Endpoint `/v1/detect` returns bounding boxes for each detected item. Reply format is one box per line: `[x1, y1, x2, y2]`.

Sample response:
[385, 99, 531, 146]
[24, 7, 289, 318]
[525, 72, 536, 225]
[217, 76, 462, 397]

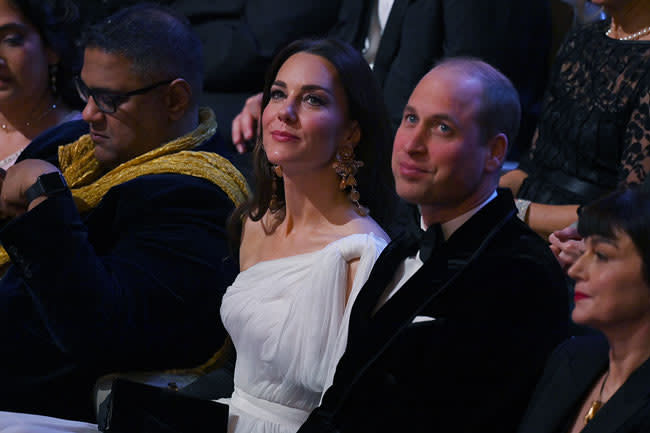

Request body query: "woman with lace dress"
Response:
[500, 0, 650, 240]
[0, 0, 83, 170]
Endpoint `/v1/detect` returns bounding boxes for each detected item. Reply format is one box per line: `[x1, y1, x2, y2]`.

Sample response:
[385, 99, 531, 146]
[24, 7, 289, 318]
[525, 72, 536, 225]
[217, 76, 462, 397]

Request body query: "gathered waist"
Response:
[536, 169, 611, 201]
[227, 387, 311, 431]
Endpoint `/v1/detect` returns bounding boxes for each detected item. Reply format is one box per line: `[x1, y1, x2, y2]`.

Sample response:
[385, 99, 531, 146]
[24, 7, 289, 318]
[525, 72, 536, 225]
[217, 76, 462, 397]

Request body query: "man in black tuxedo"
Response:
[298, 58, 569, 433]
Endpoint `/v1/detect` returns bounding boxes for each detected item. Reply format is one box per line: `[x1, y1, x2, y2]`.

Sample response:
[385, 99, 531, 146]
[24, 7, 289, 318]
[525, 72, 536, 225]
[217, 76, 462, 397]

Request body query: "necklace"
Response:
[606, 24, 650, 41]
[1, 103, 58, 133]
[584, 369, 609, 424]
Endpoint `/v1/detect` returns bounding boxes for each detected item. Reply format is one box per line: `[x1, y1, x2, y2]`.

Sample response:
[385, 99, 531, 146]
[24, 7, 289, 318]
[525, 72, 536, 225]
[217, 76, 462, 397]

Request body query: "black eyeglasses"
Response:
[74, 76, 174, 114]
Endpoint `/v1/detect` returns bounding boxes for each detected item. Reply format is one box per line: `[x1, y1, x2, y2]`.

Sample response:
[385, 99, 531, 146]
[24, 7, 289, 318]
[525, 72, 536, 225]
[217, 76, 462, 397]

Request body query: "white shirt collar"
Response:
[420, 190, 498, 240]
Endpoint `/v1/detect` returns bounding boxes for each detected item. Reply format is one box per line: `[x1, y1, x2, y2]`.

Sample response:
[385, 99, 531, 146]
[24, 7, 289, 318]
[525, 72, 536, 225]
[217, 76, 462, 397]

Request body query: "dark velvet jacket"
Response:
[299, 189, 569, 433]
[517, 335, 650, 433]
[0, 121, 237, 421]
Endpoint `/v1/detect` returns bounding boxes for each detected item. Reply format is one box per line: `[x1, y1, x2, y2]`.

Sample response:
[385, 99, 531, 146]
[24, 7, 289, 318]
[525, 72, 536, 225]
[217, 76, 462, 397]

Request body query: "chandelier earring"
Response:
[333, 144, 368, 216]
[269, 164, 284, 211]
[49, 64, 58, 96]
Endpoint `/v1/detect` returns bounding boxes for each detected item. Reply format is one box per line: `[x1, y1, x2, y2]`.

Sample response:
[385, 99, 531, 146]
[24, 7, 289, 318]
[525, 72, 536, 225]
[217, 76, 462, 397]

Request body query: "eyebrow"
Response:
[0, 23, 29, 33]
[590, 235, 619, 248]
[272, 80, 335, 97]
[79, 77, 123, 95]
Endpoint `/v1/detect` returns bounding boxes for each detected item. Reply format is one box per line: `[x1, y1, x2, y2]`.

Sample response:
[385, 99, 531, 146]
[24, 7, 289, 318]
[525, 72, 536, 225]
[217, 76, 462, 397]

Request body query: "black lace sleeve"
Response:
[516, 20, 650, 205]
[620, 89, 650, 185]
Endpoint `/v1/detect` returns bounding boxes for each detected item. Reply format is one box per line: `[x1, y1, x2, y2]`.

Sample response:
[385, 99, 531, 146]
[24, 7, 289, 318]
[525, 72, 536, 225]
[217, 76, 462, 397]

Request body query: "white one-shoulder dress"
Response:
[222, 233, 387, 433]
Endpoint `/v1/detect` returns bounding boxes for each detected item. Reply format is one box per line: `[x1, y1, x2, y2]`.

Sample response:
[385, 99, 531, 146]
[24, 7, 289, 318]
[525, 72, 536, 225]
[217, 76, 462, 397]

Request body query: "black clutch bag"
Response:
[98, 378, 229, 433]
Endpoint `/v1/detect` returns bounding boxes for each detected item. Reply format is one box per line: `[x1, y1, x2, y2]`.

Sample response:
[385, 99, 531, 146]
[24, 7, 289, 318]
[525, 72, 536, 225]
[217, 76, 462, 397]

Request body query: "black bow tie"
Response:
[419, 223, 444, 262]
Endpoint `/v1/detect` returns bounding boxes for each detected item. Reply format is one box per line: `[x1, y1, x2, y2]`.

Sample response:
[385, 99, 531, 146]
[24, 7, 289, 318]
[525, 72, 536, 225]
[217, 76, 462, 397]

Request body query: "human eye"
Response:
[303, 94, 325, 106]
[95, 92, 124, 112]
[269, 88, 285, 100]
[402, 112, 418, 125]
[2, 33, 24, 46]
[594, 250, 609, 262]
[433, 121, 452, 135]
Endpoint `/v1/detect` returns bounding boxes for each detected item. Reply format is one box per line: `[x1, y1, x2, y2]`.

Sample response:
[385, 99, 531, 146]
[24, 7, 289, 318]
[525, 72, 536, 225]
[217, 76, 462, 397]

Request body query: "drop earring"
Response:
[333, 144, 368, 216]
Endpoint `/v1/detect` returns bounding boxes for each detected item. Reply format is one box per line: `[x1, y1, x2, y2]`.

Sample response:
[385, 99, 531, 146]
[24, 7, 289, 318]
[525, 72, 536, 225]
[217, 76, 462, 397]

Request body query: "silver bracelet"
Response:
[515, 199, 531, 222]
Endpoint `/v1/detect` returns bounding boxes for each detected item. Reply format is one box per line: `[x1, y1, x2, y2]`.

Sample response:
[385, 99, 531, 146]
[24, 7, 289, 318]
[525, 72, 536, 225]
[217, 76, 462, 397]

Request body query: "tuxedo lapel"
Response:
[372, 0, 411, 88]
[328, 0, 374, 50]
[347, 231, 420, 347]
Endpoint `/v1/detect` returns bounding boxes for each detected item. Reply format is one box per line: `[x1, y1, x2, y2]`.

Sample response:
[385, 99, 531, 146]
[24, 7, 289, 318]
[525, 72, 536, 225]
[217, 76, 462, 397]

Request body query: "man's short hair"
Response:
[82, 3, 203, 100]
[435, 58, 521, 146]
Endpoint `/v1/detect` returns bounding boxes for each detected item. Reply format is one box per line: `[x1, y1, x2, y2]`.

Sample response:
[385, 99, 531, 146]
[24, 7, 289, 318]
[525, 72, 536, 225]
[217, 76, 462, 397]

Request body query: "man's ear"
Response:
[485, 132, 508, 173]
[345, 120, 361, 148]
[166, 79, 192, 121]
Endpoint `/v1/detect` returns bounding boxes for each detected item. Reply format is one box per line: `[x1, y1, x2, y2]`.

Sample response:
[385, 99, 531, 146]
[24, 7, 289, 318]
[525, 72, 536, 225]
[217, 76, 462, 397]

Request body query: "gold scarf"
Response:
[0, 108, 248, 265]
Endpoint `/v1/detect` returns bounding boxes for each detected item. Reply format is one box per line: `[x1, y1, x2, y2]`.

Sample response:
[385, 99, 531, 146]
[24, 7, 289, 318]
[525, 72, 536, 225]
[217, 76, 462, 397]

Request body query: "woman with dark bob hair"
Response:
[0, 0, 84, 169]
[518, 185, 650, 433]
[220, 37, 395, 432]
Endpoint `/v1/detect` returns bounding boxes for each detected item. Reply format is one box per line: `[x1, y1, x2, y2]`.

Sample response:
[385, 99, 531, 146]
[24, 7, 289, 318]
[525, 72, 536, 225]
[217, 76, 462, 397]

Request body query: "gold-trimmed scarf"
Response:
[0, 107, 249, 265]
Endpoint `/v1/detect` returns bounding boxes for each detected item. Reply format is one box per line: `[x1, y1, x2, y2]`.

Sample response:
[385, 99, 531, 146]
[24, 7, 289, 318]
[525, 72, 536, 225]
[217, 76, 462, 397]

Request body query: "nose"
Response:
[277, 98, 297, 124]
[398, 125, 427, 155]
[81, 96, 104, 124]
[567, 251, 587, 282]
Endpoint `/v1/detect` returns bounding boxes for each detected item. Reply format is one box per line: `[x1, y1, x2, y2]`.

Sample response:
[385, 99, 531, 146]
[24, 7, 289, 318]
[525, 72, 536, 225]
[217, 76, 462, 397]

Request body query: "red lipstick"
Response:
[574, 291, 589, 302]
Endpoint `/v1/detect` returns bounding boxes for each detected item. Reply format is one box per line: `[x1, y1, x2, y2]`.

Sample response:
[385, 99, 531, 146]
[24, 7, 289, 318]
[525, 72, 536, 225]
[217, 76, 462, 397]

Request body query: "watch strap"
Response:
[24, 172, 68, 204]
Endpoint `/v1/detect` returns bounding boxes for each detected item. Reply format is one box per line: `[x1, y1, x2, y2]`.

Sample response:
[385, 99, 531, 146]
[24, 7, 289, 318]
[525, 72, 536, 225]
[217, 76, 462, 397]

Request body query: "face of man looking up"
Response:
[391, 64, 506, 226]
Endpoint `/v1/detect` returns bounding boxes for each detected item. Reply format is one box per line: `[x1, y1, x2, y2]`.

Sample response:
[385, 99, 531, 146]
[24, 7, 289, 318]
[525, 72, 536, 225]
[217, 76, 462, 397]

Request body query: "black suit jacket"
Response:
[299, 189, 569, 433]
[375, 0, 551, 155]
[517, 336, 650, 433]
[0, 130, 237, 421]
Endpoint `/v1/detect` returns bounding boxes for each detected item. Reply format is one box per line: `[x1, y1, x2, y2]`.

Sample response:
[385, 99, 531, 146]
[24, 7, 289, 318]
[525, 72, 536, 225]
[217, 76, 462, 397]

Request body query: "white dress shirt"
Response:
[364, 0, 395, 67]
[374, 190, 498, 310]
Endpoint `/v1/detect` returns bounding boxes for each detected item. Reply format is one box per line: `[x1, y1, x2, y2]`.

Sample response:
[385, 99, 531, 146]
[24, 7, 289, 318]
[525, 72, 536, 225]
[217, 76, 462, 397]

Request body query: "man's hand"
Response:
[231, 92, 263, 153]
[0, 159, 60, 218]
[548, 223, 584, 272]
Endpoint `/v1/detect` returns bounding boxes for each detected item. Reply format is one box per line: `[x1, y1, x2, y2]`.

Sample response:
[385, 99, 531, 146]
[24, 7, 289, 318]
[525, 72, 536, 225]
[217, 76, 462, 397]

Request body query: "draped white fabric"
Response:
[222, 233, 387, 433]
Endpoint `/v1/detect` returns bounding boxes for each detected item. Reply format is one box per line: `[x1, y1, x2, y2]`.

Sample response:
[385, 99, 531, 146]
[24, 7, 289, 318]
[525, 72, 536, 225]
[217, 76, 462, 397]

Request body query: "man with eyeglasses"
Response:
[0, 4, 248, 422]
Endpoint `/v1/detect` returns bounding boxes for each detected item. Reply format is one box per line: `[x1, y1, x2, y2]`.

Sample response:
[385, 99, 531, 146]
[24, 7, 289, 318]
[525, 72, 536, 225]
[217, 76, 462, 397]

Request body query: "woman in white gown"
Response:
[222, 38, 395, 433]
[0, 38, 396, 433]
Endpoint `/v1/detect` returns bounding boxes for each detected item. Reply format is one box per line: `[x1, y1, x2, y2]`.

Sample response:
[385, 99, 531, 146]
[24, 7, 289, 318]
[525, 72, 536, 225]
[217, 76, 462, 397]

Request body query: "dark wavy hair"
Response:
[10, 0, 83, 109]
[578, 185, 650, 286]
[229, 38, 396, 247]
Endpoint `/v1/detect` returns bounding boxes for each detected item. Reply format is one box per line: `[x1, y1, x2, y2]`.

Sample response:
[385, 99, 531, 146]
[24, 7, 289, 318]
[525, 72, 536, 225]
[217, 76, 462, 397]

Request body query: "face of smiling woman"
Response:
[569, 230, 650, 332]
[261, 52, 358, 176]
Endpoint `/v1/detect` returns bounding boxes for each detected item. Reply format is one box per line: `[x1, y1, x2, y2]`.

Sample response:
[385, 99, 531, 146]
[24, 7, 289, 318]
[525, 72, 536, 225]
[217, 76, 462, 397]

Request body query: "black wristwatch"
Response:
[24, 171, 68, 204]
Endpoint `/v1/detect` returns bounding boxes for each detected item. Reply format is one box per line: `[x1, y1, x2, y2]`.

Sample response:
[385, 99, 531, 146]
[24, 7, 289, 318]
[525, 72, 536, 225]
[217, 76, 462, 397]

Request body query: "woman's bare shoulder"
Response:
[340, 214, 390, 243]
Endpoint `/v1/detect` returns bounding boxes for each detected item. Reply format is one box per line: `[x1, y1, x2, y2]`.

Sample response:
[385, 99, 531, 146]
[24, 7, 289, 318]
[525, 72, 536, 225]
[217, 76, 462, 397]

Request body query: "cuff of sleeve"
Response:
[0, 190, 81, 278]
[515, 199, 532, 223]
